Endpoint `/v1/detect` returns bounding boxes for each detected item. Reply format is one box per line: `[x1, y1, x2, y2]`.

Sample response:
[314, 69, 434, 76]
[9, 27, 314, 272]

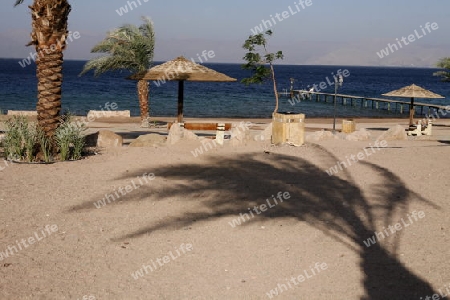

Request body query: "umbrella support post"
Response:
[177, 80, 185, 123]
[409, 97, 415, 126]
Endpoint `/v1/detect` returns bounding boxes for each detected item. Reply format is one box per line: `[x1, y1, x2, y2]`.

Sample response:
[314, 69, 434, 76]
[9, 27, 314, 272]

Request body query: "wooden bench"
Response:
[167, 122, 232, 131]
[168, 122, 232, 145]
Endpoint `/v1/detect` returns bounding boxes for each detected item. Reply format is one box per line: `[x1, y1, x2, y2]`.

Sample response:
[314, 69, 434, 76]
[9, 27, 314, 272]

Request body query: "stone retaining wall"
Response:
[87, 110, 131, 119]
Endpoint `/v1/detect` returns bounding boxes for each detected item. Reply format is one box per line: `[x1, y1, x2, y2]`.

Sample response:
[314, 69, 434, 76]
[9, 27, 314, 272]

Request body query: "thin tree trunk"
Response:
[137, 79, 150, 127]
[270, 63, 279, 113]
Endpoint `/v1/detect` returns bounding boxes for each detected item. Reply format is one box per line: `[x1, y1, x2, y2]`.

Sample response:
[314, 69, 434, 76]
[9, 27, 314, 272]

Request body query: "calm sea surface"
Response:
[0, 58, 448, 118]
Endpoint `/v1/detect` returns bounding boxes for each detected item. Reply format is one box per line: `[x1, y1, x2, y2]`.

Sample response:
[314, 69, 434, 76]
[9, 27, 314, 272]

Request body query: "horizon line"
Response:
[0, 57, 440, 69]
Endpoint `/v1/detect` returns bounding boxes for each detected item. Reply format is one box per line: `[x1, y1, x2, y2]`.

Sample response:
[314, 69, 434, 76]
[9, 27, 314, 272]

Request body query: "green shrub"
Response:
[36, 128, 52, 163]
[55, 114, 86, 161]
[1, 114, 86, 163]
[72, 130, 85, 160]
[55, 126, 71, 161]
[2, 116, 37, 162]
[23, 124, 37, 162]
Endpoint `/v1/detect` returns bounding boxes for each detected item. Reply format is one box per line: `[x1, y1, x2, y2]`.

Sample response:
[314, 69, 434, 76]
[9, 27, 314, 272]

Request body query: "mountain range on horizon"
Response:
[1, 29, 448, 68]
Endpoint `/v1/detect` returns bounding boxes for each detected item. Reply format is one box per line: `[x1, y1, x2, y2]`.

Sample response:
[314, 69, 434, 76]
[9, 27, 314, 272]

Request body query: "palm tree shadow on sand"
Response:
[71, 146, 441, 299]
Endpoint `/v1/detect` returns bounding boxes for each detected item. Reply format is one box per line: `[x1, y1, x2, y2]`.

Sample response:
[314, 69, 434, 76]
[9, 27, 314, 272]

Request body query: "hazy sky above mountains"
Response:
[1, 0, 449, 66]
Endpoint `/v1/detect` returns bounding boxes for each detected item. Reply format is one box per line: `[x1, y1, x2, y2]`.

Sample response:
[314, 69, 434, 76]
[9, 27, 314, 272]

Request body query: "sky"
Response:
[1, 0, 449, 66]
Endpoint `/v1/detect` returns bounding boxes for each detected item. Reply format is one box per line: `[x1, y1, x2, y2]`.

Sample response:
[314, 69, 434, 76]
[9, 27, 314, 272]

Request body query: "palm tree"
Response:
[14, 0, 72, 147]
[433, 57, 450, 82]
[80, 17, 155, 127]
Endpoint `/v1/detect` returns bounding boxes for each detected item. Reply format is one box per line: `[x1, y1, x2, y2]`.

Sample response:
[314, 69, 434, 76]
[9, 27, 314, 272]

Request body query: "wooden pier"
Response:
[286, 90, 447, 116]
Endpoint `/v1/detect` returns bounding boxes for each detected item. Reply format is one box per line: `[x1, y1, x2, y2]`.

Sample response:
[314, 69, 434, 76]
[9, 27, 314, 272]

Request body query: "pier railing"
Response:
[287, 90, 447, 116]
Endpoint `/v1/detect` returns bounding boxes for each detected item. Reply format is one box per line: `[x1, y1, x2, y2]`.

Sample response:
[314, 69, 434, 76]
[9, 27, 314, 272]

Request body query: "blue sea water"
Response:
[0, 58, 448, 118]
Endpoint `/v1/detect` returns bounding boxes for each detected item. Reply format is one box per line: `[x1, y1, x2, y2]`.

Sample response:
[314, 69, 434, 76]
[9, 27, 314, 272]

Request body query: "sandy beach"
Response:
[1, 116, 449, 300]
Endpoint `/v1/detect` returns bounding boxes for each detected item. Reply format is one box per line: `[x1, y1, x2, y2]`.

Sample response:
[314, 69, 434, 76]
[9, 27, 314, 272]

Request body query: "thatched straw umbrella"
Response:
[129, 56, 237, 122]
[382, 84, 444, 126]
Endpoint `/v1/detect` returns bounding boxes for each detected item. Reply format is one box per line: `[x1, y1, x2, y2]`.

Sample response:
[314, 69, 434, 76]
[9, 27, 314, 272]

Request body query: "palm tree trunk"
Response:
[137, 79, 150, 127]
[36, 51, 63, 139]
[29, 0, 71, 152]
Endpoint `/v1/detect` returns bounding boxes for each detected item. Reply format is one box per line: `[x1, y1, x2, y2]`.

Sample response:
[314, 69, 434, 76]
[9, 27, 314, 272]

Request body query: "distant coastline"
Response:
[0, 57, 441, 70]
[0, 57, 443, 69]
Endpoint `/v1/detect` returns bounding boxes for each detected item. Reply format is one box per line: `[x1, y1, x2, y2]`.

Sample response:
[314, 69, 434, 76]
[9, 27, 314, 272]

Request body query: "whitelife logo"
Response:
[18, 31, 81, 68]
[326, 139, 388, 176]
[190, 121, 252, 158]
[250, 0, 313, 35]
[228, 192, 291, 228]
[153, 50, 215, 87]
[266, 262, 328, 298]
[376, 22, 439, 59]
[363, 211, 425, 247]
[0, 225, 58, 261]
[116, 0, 150, 16]
[131, 243, 193, 279]
[93, 172, 155, 209]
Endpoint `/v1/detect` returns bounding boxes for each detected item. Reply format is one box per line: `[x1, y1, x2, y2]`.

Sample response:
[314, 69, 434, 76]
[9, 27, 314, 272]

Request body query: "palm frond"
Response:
[79, 55, 135, 77]
[14, 0, 24, 6]
[90, 39, 117, 53]
[139, 16, 155, 40]
[80, 16, 155, 76]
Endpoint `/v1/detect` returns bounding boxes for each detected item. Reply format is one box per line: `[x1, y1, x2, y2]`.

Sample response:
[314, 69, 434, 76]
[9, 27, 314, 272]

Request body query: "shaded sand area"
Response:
[1, 117, 450, 299]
